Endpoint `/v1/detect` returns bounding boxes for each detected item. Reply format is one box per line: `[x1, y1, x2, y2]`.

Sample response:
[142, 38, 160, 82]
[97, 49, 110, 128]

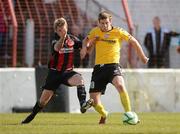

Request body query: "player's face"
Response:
[98, 18, 112, 32]
[56, 24, 67, 37]
[153, 18, 161, 30]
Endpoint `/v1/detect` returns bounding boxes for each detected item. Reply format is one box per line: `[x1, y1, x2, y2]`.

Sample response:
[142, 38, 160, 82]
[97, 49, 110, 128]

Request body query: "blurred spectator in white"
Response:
[144, 16, 180, 68]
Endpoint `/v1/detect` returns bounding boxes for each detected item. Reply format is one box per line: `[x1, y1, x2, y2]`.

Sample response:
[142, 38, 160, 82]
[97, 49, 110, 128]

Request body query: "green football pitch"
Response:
[1, 113, 180, 134]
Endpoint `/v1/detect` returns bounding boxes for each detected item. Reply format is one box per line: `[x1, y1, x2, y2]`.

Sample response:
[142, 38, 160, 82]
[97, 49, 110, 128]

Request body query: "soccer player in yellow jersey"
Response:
[80, 11, 149, 124]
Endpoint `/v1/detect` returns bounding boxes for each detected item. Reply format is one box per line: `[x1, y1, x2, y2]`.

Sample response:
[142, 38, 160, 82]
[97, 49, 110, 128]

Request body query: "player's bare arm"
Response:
[87, 43, 95, 55]
[129, 36, 149, 64]
[80, 37, 89, 59]
[80, 36, 99, 59]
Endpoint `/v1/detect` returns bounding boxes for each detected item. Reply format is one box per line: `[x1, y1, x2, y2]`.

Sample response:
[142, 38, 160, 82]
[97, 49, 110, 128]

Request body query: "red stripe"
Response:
[66, 52, 73, 70]
[57, 53, 64, 71]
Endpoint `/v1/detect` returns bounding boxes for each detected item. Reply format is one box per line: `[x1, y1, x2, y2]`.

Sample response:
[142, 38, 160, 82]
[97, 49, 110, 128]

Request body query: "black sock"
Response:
[77, 85, 86, 107]
[32, 101, 43, 115]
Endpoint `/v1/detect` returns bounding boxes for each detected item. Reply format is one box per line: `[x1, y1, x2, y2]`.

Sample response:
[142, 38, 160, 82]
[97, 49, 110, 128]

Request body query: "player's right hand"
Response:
[60, 28, 67, 38]
[56, 25, 67, 38]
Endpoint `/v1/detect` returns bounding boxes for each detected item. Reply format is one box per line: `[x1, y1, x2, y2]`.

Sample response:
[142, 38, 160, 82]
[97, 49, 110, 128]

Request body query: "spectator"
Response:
[144, 16, 179, 68]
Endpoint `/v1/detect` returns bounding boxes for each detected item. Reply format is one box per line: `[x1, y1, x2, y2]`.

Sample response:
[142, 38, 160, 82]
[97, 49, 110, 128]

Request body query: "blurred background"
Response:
[0, 0, 179, 68]
[0, 0, 180, 113]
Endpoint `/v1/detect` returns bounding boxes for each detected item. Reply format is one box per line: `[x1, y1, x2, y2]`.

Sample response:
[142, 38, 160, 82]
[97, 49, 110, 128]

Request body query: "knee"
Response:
[77, 75, 84, 85]
[90, 93, 99, 105]
[80, 79, 84, 85]
[39, 99, 48, 107]
[116, 83, 124, 92]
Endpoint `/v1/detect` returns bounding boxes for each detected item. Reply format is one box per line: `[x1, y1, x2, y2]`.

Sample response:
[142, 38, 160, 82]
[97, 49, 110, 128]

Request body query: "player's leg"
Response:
[21, 89, 54, 124]
[90, 92, 108, 124]
[21, 69, 59, 124]
[68, 73, 86, 106]
[89, 64, 109, 124]
[67, 73, 93, 113]
[112, 75, 131, 112]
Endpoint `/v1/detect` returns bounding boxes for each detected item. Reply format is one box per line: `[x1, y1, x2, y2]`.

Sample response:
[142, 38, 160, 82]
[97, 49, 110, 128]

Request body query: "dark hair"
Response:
[98, 11, 112, 21]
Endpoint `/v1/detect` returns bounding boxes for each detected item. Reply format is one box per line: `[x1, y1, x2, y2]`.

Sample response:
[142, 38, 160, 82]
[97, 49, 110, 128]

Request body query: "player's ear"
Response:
[109, 18, 112, 23]
[65, 23, 68, 30]
[97, 21, 100, 27]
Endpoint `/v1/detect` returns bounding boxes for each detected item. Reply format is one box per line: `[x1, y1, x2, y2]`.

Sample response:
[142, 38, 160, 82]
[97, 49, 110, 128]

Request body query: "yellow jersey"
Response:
[87, 26, 132, 65]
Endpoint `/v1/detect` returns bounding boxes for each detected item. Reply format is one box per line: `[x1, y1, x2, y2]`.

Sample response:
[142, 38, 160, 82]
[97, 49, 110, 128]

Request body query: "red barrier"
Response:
[121, 0, 134, 67]
[7, 0, 18, 67]
[121, 0, 134, 34]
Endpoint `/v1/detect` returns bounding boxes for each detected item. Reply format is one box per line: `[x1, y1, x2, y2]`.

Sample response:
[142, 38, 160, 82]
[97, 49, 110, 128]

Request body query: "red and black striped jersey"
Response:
[48, 33, 82, 71]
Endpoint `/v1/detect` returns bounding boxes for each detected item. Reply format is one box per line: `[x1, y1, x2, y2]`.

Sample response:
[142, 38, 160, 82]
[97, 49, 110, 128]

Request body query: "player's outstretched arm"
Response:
[80, 37, 89, 59]
[80, 35, 98, 59]
[129, 36, 149, 64]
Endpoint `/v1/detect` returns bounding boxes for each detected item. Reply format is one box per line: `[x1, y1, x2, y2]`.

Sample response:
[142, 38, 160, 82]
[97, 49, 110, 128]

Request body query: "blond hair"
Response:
[98, 11, 112, 21]
[53, 17, 67, 31]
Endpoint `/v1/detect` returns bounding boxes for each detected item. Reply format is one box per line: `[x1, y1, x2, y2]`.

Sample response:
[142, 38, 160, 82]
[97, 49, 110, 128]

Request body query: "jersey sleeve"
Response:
[118, 28, 132, 41]
[51, 33, 59, 54]
[87, 27, 97, 40]
[69, 34, 82, 49]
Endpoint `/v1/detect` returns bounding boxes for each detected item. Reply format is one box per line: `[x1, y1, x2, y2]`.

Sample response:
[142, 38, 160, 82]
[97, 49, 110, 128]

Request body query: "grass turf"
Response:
[1, 112, 180, 134]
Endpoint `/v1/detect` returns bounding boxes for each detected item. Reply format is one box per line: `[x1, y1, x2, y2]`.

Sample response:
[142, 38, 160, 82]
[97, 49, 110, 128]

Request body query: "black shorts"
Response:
[89, 63, 123, 95]
[42, 69, 79, 92]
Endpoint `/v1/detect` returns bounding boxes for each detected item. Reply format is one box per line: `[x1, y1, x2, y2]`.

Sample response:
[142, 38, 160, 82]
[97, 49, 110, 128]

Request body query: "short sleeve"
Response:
[52, 39, 57, 46]
[69, 34, 82, 49]
[50, 33, 59, 53]
[87, 27, 97, 40]
[118, 28, 132, 41]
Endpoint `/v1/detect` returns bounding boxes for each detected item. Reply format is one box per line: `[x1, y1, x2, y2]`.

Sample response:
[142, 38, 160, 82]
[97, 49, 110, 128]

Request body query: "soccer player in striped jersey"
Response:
[21, 18, 93, 124]
[81, 11, 149, 124]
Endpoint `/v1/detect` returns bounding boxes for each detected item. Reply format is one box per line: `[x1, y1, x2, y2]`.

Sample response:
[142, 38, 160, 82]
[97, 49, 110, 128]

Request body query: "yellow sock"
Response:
[93, 104, 108, 118]
[119, 91, 131, 112]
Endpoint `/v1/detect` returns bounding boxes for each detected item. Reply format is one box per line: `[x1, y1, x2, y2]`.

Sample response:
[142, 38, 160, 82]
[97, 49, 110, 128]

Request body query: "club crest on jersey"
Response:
[104, 33, 110, 38]
[66, 38, 74, 47]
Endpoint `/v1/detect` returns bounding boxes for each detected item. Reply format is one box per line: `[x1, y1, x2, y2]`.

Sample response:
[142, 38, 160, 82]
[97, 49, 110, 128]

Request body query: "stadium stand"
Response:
[0, 0, 95, 67]
[1, 0, 133, 68]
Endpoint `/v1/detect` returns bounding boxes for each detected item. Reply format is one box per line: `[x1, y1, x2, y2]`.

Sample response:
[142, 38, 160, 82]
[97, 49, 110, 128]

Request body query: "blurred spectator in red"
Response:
[144, 16, 180, 68]
[71, 24, 89, 68]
